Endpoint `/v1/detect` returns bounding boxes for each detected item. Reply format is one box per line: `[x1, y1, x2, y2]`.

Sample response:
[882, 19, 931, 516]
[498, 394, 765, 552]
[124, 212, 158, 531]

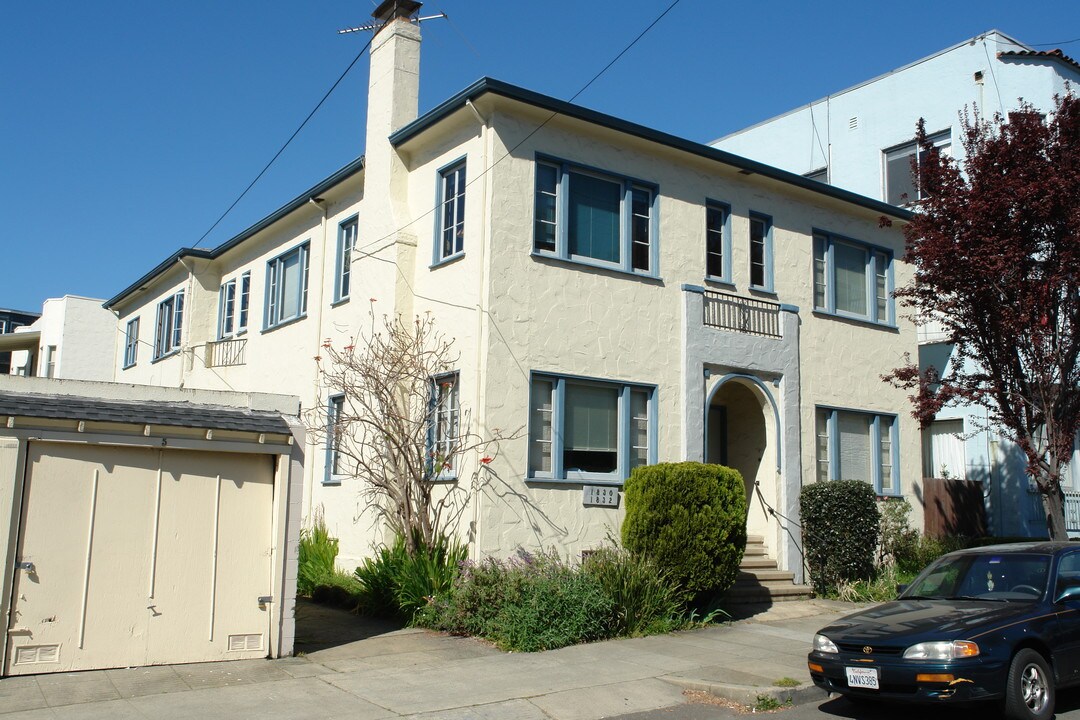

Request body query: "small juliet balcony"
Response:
[205, 337, 247, 368]
[702, 289, 782, 338]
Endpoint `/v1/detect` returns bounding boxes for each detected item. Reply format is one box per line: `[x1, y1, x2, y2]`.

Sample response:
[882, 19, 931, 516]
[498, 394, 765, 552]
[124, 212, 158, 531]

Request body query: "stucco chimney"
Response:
[366, 0, 421, 144]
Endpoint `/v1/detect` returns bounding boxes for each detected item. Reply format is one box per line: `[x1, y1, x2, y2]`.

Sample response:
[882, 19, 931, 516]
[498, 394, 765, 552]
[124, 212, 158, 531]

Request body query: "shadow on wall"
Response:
[922, 477, 987, 538]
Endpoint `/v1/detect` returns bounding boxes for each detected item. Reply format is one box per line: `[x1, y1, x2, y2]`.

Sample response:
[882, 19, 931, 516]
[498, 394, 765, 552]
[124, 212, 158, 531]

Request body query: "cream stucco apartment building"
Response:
[104, 1, 916, 581]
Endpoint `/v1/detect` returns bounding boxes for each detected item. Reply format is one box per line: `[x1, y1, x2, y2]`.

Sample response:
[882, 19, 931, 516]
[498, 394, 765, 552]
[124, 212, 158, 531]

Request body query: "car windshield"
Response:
[902, 553, 1049, 601]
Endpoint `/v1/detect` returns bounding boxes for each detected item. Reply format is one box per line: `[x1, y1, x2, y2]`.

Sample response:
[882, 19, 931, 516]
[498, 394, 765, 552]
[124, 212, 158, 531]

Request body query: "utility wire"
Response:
[195, 33, 377, 247]
[1029, 37, 1080, 47]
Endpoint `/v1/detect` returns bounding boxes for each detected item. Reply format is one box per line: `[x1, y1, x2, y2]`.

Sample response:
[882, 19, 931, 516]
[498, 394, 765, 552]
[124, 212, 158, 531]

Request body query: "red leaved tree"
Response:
[885, 96, 1080, 540]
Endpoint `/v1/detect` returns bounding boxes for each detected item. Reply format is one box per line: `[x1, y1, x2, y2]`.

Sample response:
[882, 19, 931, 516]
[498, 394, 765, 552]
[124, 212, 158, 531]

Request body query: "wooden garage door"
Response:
[5, 443, 275, 675]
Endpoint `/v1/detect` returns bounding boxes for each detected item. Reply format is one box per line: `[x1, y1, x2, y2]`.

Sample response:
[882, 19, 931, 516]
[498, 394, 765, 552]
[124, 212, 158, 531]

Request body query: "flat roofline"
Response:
[391, 77, 913, 222]
[105, 156, 365, 309]
[711, 29, 1030, 144]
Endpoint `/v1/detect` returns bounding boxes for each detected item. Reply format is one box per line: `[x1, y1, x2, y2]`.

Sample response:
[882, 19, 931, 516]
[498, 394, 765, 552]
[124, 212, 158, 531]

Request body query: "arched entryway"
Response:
[706, 374, 781, 549]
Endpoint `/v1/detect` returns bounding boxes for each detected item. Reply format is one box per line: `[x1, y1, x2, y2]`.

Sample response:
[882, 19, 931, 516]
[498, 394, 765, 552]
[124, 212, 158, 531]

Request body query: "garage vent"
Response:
[228, 634, 263, 652]
[14, 645, 60, 665]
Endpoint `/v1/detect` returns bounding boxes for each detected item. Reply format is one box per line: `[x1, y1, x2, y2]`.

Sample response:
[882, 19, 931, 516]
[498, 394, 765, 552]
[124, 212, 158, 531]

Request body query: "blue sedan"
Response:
[807, 542, 1080, 720]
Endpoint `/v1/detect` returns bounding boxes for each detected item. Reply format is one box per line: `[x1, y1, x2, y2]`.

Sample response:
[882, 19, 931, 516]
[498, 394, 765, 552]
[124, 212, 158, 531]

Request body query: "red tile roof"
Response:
[998, 48, 1080, 74]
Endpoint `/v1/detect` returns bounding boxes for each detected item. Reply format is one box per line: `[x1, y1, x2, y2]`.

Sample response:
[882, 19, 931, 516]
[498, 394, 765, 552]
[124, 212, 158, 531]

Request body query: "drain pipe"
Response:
[304, 196, 329, 526]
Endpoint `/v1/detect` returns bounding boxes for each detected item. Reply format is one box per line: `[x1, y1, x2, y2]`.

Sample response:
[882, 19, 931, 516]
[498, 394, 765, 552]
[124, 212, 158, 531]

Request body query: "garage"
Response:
[0, 378, 304, 676]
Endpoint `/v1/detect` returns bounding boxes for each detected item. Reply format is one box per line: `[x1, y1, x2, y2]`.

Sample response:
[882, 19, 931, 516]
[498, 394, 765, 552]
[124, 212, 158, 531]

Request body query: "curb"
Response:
[662, 676, 828, 708]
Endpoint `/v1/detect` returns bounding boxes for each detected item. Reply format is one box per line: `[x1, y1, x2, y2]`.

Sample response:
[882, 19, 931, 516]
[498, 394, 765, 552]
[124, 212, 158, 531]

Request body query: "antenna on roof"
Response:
[339, 0, 446, 35]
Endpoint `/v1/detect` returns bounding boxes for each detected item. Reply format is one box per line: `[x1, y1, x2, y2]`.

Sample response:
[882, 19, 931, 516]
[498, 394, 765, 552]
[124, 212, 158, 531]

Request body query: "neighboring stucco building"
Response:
[103, 0, 918, 581]
[713, 30, 1080, 538]
[0, 308, 40, 376]
[2, 296, 116, 381]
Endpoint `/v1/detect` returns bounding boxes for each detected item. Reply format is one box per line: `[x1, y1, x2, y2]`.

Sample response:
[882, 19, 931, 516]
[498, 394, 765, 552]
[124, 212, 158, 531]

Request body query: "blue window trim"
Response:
[217, 278, 237, 340]
[531, 153, 660, 279]
[324, 394, 345, 485]
[426, 371, 460, 482]
[334, 214, 358, 304]
[748, 211, 774, 293]
[704, 199, 732, 285]
[152, 289, 184, 360]
[237, 271, 251, 333]
[433, 156, 467, 266]
[525, 370, 658, 487]
[262, 241, 310, 332]
[122, 317, 139, 369]
[812, 228, 896, 327]
[818, 405, 901, 496]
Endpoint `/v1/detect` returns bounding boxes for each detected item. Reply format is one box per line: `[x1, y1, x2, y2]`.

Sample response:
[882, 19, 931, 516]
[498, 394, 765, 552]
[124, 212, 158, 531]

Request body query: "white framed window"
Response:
[336, 216, 357, 302]
[813, 231, 893, 324]
[153, 290, 184, 360]
[883, 129, 950, 205]
[123, 317, 139, 368]
[238, 271, 250, 332]
[325, 394, 345, 485]
[816, 407, 899, 495]
[533, 158, 657, 276]
[44, 345, 57, 378]
[528, 373, 654, 483]
[705, 201, 731, 283]
[923, 419, 966, 479]
[264, 243, 309, 329]
[429, 373, 460, 478]
[436, 161, 466, 263]
[218, 279, 237, 339]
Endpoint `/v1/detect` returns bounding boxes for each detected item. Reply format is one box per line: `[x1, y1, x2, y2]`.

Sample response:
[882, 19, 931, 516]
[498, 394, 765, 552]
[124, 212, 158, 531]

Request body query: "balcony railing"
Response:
[205, 337, 247, 368]
[702, 290, 781, 338]
[1066, 490, 1080, 532]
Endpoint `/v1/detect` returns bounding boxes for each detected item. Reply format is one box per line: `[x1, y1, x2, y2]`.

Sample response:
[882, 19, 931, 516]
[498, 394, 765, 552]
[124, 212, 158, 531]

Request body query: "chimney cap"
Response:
[372, 0, 422, 23]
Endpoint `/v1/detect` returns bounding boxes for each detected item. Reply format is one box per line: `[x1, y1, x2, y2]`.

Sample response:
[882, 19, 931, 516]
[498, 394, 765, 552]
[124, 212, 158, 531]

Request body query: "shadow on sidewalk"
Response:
[293, 598, 406, 654]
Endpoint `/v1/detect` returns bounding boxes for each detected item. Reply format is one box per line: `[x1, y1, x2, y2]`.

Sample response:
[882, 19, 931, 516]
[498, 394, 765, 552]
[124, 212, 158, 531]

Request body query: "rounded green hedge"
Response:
[621, 462, 747, 599]
[800, 480, 881, 594]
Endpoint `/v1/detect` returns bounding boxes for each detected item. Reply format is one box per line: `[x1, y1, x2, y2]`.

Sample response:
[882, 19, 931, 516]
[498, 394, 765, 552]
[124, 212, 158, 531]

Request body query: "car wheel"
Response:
[1004, 648, 1055, 720]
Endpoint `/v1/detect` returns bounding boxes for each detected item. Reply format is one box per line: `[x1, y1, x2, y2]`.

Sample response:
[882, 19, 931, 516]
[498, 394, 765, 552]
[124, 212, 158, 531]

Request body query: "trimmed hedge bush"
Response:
[621, 462, 747, 600]
[801, 480, 881, 594]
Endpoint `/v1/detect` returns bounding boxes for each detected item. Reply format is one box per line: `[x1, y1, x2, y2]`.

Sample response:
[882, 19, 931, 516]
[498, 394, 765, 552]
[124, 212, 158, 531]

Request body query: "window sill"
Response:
[748, 286, 777, 298]
[530, 252, 661, 283]
[262, 313, 308, 335]
[330, 297, 350, 308]
[235, 328, 248, 336]
[525, 476, 625, 488]
[150, 350, 181, 365]
[322, 476, 344, 487]
[430, 252, 466, 270]
[121, 363, 136, 370]
[704, 276, 735, 290]
[429, 474, 458, 484]
[811, 309, 898, 331]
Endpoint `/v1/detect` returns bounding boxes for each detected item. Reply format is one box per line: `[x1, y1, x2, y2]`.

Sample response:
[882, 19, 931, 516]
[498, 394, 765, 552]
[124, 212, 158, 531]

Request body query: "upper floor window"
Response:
[218, 279, 237, 339]
[749, 212, 773, 292]
[264, 243, 309, 329]
[528, 373, 653, 483]
[123, 317, 139, 368]
[705, 201, 731, 283]
[813, 231, 893, 324]
[436, 161, 466, 263]
[533, 158, 657, 276]
[336, 216, 357, 302]
[429, 373, 460, 478]
[44, 345, 57, 378]
[816, 407, 898, 495]
[238, 271, 250, 332]
[153, 290, 184, 360]
[883, 130, 950, 205]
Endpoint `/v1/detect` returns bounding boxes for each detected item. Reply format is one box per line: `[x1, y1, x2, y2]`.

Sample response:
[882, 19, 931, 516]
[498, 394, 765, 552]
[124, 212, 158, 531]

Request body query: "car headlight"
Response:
[902, 640, 980, 659]
[814, 634, 839, 654]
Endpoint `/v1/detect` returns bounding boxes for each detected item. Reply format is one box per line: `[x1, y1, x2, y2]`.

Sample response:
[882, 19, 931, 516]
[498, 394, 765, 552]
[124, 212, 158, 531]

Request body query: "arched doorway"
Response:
[706, 374, 780, 550]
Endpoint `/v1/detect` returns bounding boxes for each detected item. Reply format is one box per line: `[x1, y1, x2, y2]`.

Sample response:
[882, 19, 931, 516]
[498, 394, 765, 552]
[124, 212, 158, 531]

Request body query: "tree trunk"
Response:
[1041, 484, 1068, 541]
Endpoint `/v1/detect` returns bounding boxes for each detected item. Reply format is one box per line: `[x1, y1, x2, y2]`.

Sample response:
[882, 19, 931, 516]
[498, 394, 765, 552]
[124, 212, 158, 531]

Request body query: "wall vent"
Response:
[14, 645, 60, 665]
[848, 116, 859, 130]
[228, 634, 263, 652]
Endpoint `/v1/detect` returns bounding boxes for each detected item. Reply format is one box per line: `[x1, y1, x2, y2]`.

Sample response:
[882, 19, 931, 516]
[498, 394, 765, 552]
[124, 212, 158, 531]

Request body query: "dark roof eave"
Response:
[105, 155, 365, 309]
[389, 77, 914, 223]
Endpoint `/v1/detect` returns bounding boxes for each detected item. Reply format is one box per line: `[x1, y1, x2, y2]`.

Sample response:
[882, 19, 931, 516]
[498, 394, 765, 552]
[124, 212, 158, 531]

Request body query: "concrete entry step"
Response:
[725, 537, 814, 605]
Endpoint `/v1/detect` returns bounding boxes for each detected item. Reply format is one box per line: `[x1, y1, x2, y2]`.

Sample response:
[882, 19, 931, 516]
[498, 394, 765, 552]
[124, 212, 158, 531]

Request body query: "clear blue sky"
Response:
[3, 1, 1078, 312]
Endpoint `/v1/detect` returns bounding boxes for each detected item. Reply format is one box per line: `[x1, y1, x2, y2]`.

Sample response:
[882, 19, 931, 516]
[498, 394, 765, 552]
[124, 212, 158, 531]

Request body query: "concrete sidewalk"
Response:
[0, 599, 857, 719]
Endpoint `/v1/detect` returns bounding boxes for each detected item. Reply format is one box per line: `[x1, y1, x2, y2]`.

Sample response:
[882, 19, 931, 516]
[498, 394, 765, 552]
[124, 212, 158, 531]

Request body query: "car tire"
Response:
[1004, 648, 1055, 720]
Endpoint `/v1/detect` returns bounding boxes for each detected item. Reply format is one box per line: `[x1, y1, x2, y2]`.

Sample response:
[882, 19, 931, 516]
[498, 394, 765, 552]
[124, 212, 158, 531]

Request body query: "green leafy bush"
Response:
[298, 515, 340, 596]
[310, 572, 363, 609]
[801, 480, 881, 595]
[354, 531, 466, 621]
[621, 462, 747, 601]
[582, 547, 685, 636]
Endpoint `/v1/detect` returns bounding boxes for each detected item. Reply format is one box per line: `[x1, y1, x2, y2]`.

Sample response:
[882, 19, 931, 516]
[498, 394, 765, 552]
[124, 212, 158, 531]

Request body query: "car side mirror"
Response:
[1055, 586, 1080, 604]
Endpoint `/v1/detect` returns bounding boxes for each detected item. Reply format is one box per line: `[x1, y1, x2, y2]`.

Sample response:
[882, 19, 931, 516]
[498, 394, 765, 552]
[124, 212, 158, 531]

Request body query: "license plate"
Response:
[845, 666, 880, 690]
